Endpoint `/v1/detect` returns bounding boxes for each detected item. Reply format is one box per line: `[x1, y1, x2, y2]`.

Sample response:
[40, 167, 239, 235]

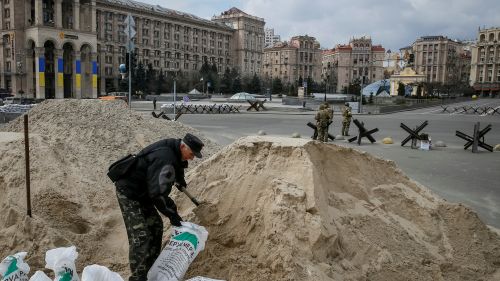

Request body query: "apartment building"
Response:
[264, 28, 280, 48]
[321, 49, 337, 92]
[411, 35, 468, 85]
[262, 35, 321, 86]
[323, 36, 385, 93]
[0, 0, 261, 99]
[212, 7, 265, 77]
[470, 27, 500, 96]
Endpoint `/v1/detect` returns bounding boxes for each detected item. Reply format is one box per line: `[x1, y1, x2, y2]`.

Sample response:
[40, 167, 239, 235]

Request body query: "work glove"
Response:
[176, 178, 187, 190]
[168, 212, 183, 227]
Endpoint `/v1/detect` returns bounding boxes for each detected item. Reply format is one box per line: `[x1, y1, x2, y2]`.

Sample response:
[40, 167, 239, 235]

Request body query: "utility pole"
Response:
[124, 14, 136, 109]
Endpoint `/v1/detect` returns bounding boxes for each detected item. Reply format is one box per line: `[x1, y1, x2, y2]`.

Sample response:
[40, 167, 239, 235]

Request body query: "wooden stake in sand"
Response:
[24, 114, 32, 217]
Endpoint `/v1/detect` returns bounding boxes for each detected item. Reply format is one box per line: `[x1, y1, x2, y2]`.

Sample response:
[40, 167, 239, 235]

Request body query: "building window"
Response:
[105, 66, 112, 75]
[4, 8, 10, 18]
[5, 61, 11, 72]
[105, 56, 112, 64]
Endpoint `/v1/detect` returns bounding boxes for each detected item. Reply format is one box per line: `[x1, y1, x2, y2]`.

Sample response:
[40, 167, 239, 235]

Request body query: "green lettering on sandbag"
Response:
[172, 232, 199, 250]
[4, 257, 18, 277]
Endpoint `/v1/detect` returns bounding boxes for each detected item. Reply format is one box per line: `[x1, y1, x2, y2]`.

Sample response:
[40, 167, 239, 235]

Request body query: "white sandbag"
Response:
[0, 252, 30, 281]
[147, 222, 208, 281]
[81, 264, 124, 281]
[29, 271, 52, 281]
[185, 277, 225, 281]
[45, 246, 80, 281]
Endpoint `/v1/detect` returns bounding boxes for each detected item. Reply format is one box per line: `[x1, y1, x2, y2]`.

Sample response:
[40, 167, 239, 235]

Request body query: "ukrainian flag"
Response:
[39, 58, 45, 87]
[57, 58, 64, 88]
[76, 60, 81, 89]
[92, 61, 98, 89]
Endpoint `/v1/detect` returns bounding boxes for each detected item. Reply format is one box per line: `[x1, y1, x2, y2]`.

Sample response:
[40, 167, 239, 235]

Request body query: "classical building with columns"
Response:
[322, 36, 386, 93]
[0, 0, 261, 99]
[470, 27, 500, 96]
[212, 7, 265, 77]
[262, 35, 322, 86]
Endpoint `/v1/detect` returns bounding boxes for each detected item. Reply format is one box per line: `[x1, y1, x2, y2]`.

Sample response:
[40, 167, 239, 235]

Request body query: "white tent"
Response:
[377, 90, 390, 97]
[189, 89, 203, 95]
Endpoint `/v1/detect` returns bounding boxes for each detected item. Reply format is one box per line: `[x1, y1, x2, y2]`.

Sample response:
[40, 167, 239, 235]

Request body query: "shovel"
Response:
[175, 184, 220, 224]
[176, 184, 200, 206]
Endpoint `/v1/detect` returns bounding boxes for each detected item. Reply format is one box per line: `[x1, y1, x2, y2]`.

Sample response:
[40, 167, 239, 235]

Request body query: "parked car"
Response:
[229, 92, 257, 101]
[99, 92, 128, 101]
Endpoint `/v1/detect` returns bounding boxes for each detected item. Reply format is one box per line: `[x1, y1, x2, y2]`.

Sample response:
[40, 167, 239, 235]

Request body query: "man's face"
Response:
[181, 143, 195, 161]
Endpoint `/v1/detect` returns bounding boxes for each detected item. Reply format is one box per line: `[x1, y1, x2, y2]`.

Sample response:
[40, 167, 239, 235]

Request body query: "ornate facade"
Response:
[212, 7, 265, 77]
[262, 35, 321, 86]
[470, 27, 500, 96]
[411, 35, 468, 85]
[323, 36, 385, 93]
[0, 1, 262, 99]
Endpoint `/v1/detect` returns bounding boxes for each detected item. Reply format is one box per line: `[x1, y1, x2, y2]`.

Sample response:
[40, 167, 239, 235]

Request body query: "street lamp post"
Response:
[324, 77, 328, 102]
[16, 59, 25, 102]
[201, 77, 204, 94]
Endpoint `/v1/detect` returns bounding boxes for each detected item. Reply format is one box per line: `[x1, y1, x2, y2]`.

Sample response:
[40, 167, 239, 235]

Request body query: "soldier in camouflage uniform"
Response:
[342, 103, 353, 136]
[323, 102, 333, 135]
[114, 133, 204, 281]
[315, 104, 331, 142]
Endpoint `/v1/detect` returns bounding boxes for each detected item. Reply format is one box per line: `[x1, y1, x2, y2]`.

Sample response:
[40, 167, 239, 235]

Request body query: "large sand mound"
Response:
[1, 100, 499, 280]
[0, 100, 220, 275]
[176, 136, 500, 281]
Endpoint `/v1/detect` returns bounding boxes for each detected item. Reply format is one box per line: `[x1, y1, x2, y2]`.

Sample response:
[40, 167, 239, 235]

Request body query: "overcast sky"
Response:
[139, 0, 500, 52]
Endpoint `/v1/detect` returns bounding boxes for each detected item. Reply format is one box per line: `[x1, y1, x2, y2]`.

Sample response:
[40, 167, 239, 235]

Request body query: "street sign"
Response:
[124, 14, 136, 40]
[125, 14, 135, 28]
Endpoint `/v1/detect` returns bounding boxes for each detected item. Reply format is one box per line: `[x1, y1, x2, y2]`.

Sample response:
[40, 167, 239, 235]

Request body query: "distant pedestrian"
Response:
[342, 103, 352, 136]
[153, 97, 157, 111]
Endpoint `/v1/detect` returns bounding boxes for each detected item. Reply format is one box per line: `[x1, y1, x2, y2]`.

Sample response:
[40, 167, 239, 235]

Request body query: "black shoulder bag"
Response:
[107, 147, 167, 182]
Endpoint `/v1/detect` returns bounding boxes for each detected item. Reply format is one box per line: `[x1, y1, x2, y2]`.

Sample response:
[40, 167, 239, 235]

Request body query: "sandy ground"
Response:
[0, 100, 499, 280]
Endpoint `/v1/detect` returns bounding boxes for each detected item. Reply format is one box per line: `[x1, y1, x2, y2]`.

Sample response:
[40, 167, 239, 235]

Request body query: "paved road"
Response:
[134, 99, 500, 227]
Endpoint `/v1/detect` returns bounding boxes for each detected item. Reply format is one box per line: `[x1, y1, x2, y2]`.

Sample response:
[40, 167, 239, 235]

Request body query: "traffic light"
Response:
[125, 51, 137, 73]
[409, 54, 414, 64]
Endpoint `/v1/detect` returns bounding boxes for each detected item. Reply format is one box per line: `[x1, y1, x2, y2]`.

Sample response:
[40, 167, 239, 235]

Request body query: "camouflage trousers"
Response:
[317, 125, 329, 142]
[116, 189, 163, 281]
[342, 120, 351, 136]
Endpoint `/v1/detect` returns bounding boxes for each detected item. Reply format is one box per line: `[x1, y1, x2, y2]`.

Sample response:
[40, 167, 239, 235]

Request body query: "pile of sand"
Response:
[0, 99, 220, 275]
[177, 136, 500, 281]
[1, 100, 499, 280]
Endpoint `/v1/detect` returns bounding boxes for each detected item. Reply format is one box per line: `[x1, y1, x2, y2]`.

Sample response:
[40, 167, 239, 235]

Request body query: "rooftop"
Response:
[99, 0, 232, 30]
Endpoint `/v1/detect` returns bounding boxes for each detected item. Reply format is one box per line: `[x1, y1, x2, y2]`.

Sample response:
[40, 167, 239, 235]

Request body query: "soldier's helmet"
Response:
[345, 102, 349, 106]
[319, 104, 325, 110]
[323, 102, 330, 108]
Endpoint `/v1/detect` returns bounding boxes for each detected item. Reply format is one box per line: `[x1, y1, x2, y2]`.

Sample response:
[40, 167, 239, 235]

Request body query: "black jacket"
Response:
[115, 138, 187, 220]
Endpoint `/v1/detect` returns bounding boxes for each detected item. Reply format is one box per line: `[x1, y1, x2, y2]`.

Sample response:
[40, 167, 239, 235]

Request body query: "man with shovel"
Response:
[114, 133, 204, 281]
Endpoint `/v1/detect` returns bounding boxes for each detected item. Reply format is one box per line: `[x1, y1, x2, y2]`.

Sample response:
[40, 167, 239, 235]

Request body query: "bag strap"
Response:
[136, 147, 169, 158]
